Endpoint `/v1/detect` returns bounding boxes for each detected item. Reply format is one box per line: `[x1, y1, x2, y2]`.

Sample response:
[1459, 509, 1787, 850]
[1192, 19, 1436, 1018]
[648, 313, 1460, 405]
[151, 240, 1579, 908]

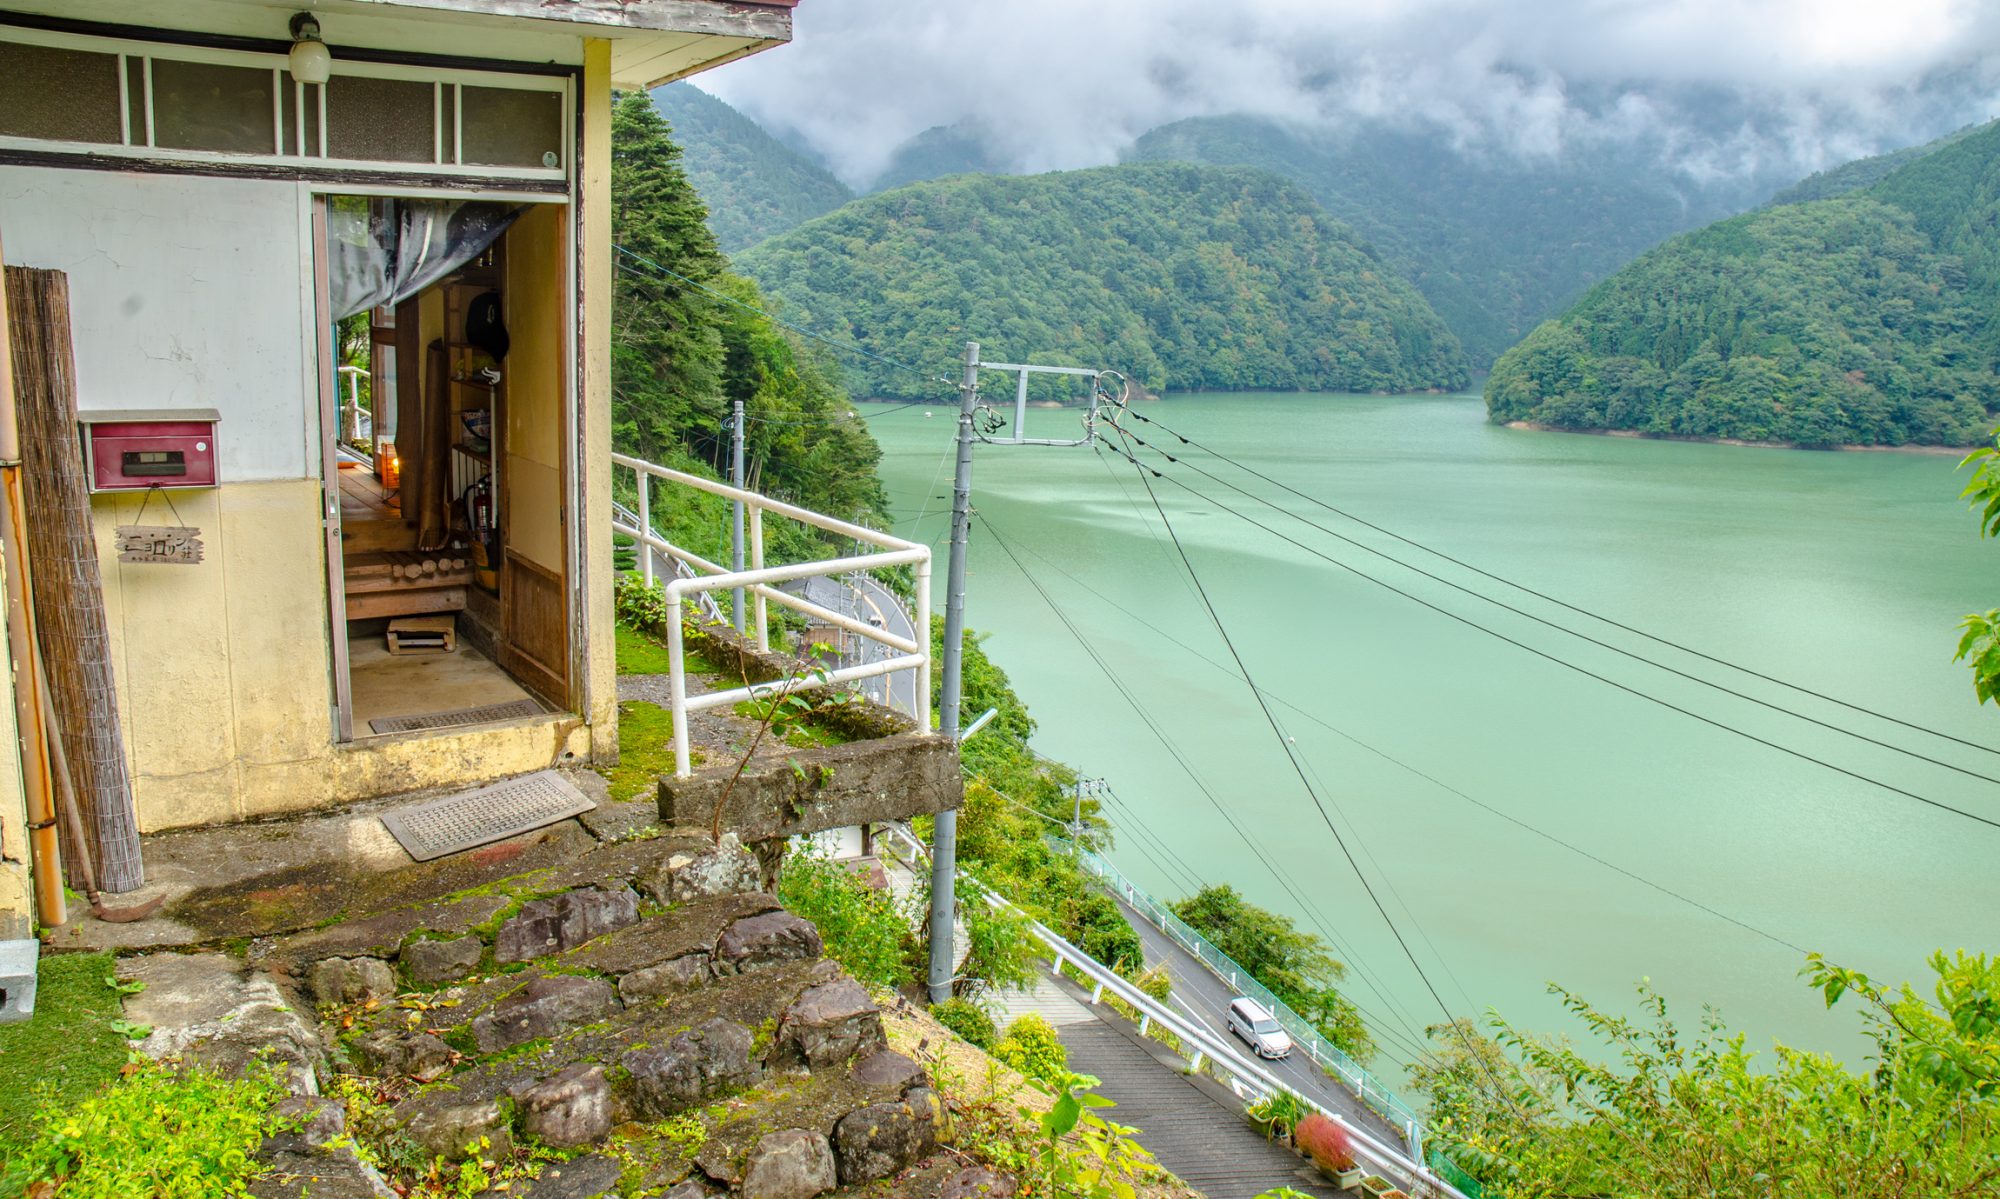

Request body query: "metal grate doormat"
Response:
[368, 699, 543, 735]
[380, 770, 593, 862]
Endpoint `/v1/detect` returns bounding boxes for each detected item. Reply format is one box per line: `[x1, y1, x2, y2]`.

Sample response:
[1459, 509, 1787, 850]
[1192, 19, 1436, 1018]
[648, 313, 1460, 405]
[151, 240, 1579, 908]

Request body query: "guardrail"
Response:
[612, 499, 724, 624]
[611, 453, 932, 777]
[1074, 846, 1427, 1135]
[872, 823, 1464, 1199]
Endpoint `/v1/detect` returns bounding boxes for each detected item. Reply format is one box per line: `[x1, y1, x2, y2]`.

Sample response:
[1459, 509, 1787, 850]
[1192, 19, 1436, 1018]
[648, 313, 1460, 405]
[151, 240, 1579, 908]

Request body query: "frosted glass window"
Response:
[151, 59, 276, 154]
[460, 86, 562, 169]
[0, 41, 122, 144]
[327, 75, 436, 163]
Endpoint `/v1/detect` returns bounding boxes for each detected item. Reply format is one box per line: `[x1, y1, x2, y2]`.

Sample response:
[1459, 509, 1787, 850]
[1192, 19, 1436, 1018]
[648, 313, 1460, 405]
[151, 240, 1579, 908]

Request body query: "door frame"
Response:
[308, 186, 577, 742]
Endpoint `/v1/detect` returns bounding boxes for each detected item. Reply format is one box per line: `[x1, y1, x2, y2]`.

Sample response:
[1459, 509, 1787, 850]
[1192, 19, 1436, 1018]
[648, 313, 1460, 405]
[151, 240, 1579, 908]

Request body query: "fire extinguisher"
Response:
[465, 474, 493, 538]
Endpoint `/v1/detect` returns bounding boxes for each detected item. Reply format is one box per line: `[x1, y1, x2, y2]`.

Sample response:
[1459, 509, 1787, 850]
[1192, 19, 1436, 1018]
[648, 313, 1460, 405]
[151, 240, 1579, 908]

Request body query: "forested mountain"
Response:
[611, 92, 885, 545]
[1124, 116, 1752, 365]
[1485, 120, 2000, 448]
[734, 163, 1469, 400]
[870, 120, 1008, 192]
[648, 84, 853, 252]
[1766, 123, 1984, 206]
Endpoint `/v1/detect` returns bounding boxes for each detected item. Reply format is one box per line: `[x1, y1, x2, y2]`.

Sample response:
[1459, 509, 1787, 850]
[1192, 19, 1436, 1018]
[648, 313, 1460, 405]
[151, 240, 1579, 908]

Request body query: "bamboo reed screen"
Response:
[5, 266, 143, 894]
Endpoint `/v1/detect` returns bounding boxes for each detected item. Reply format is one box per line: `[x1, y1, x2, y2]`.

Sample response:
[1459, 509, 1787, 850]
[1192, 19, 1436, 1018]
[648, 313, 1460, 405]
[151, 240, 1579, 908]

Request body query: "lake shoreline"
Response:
[1502, 420, 1972, 456]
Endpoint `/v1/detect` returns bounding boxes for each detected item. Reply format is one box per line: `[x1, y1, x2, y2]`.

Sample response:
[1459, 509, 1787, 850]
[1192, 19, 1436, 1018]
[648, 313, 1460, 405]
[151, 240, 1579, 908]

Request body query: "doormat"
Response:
[380, 770, 594, 862]
[368, 699, 543, 735]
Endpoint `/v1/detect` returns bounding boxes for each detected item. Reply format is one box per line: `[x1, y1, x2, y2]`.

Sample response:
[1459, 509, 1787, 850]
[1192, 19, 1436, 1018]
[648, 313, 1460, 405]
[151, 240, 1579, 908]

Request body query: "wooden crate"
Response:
[386, 614, 456, 655]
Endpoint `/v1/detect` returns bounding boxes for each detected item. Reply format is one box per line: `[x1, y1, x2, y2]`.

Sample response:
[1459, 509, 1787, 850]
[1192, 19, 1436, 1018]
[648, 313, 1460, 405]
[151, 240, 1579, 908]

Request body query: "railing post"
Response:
[638, 468, 654, 587]
[750, 504, 768, 651]
[665, 594, 692, 777]
[914, 551, 931, 727]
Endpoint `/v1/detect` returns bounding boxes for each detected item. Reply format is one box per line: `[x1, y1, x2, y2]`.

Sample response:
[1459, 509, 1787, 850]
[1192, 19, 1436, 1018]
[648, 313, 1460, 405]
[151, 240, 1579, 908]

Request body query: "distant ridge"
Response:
[736, 162, 1469, 400]
[1486, 120, 2000, 448]
[649, 83, 853, 252]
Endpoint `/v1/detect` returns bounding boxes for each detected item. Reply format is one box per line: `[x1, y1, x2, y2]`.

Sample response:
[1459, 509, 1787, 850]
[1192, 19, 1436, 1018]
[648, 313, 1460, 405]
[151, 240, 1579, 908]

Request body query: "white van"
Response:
[1226, 997, 1293, 1060]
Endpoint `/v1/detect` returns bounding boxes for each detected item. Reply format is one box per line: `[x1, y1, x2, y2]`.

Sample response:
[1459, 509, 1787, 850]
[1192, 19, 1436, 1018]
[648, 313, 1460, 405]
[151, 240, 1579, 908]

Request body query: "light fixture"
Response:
[288, 12, 332, 85]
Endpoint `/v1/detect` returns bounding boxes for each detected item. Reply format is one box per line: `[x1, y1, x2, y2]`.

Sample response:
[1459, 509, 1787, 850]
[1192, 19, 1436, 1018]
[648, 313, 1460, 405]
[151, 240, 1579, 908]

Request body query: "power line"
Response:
[1111, 425, 1485, 1032]
[1001, 528, 1811, 956]
[1110, 423, 1544, 1125]
[1117, 429, 2000, 789]
[980, 513, 1437, 1062]
[1102, 436, 2000, 835]
[1122, 407, 2000, 763]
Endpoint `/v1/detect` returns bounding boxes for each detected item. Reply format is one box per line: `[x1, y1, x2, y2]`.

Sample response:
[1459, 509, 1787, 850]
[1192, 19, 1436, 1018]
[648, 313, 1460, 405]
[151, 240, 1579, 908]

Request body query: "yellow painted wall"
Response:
[90, 478, 593, 832]
[580, 40, 619, 761]
[503, 203, 567, 574]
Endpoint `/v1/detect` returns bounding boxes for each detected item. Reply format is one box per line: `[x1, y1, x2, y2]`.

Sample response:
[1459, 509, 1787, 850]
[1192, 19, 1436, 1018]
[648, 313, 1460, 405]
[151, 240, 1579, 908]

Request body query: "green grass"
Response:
[0, 951, 130, 1153]
[731, 698, 859, 749]
[601, 700, 694, 801]
[615, 624, 722, 677]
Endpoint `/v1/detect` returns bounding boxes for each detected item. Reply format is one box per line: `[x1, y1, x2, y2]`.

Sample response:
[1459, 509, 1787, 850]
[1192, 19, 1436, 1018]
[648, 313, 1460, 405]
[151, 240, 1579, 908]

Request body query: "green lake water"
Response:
[865, 389, 2000, 1071]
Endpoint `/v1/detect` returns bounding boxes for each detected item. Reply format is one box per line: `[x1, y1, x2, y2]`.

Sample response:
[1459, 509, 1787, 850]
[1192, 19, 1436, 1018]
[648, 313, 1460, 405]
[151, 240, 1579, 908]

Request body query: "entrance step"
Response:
[380, 769, 592, 861]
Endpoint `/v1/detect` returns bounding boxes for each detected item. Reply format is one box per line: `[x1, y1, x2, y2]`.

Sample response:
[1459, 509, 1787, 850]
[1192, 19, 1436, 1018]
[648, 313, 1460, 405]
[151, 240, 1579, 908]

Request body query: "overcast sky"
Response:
[699, 0, 2000, 190]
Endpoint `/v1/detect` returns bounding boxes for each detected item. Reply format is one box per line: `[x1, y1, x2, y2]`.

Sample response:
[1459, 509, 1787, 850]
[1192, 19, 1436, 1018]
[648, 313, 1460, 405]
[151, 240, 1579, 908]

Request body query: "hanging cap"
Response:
[465, 289, 509, 362]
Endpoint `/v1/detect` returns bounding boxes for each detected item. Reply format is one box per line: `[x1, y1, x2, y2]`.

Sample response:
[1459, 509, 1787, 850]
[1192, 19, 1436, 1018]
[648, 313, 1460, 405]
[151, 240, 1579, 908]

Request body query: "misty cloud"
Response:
[697, 0, 2000, 190]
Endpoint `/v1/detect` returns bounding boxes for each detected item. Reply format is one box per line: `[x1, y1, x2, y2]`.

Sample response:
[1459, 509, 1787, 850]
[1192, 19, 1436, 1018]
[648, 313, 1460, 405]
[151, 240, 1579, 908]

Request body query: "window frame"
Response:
[0, 25, 571, 184]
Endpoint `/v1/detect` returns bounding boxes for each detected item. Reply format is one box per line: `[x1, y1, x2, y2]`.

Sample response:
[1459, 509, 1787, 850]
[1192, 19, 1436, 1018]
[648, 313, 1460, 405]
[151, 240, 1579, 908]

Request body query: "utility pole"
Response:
[928, 341, 980, 1003]
[925, 347, 1120, 1003]
[730, 398, 746, 632]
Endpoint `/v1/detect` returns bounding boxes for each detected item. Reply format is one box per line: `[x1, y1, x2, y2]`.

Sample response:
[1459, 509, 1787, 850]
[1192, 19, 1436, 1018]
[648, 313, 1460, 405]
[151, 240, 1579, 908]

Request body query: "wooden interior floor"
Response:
[348, 627, 538, 735]
[338, 459, 400, 522]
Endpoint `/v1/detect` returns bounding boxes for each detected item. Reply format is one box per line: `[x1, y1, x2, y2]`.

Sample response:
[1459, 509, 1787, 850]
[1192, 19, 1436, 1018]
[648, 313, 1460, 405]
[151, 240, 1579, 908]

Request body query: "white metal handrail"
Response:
[873, 823, 1462, 1199]
[612, 453, 932, 777]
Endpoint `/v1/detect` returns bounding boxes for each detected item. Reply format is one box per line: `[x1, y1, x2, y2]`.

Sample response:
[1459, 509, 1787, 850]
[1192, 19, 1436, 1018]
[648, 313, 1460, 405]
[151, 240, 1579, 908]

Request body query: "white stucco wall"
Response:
[0, 168, 315, 482]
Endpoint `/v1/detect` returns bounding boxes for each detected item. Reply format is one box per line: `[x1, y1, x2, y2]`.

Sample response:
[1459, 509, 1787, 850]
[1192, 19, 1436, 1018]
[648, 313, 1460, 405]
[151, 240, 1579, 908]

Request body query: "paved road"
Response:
[778, 574, 918, 718]
[1105, 890, 1410, 1149]
[1009, 969, 1343, 1199]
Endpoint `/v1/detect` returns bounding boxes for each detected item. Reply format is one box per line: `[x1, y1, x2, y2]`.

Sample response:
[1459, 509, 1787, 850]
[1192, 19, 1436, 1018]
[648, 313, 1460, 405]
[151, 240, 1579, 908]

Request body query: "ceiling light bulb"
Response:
[288, 12, 332, 85]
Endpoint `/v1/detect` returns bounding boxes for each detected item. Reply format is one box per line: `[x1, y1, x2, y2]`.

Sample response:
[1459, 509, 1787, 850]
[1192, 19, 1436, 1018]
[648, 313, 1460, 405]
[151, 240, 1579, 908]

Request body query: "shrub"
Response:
[615, 572, 672, 633]
[2, 1061, 289, 1198]
[958, 884, 1043, 995]
[993, 1013, 1069, 1087]
[931, 997, 999, 1049]
[1062, 891, 1142, 974]
[776, 850, 914, 990]
[1294, 1112, 1355, 1173]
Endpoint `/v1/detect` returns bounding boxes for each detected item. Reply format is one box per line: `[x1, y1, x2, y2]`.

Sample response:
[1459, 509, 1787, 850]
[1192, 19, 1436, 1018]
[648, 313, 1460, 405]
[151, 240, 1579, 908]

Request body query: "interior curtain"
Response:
[326, 199, 521, 320]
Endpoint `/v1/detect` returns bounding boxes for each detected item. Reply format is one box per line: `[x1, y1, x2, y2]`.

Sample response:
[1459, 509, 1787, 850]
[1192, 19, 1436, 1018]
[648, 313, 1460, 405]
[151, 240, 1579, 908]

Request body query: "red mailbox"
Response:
[79, 409, 220, 493]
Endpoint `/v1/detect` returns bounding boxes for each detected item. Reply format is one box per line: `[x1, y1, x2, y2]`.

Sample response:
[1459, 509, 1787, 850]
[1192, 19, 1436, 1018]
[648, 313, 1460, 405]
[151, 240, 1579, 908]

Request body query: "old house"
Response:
[0, 0, 807, 942]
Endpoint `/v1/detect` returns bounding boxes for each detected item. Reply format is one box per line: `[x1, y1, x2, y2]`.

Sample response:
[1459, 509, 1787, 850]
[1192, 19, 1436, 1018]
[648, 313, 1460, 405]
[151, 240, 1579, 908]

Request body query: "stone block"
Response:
[774, 977, 884, 1070]
[521, 1063, 614, 1149]
[495, 887, 641, 963]
[938, 1167, 1018, 1199]
[741, 1128, 837, 1199]
[618, 953, 710, 1002]
[521, 1154, 624, 1198]
[401, 935, 484, 985]
[833, 1100, 933, 1184]
[621, 1018, 758, 1118]
[644, 833, 762, 904]
[658, 733, 961, 844]
[850, 1049, 925, 1092]
[402, 1095, 512, 1162]
[350, 1029, 453, 1081]
[470, 975, 620, 1054]
[714, 911, 823, 976]
[306, 956, 397, 1006]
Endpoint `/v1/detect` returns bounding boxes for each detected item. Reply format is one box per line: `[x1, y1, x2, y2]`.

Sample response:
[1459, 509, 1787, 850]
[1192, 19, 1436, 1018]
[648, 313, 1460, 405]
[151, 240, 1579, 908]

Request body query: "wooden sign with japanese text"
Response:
[116, 525, 203, 565]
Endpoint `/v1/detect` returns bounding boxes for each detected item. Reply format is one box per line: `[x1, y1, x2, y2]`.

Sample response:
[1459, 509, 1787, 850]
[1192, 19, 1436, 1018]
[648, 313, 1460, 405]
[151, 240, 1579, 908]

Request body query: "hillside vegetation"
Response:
[736, 162, 1469, 399]
[650, 84, 853, 252]
[1486, 120, 2000, 448]
[1126, 116, 1746, 365]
